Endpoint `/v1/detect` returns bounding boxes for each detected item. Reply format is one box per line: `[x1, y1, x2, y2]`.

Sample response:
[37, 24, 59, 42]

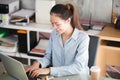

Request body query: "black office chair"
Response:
[88, 35, 99, 68]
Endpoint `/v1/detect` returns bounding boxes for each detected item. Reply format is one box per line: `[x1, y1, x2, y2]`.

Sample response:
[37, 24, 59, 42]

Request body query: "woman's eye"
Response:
[56, 24, 61, 27]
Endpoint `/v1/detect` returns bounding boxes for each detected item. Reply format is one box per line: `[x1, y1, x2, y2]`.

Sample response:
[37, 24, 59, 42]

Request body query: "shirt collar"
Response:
[55, 28, 80, 40]
[71, 28, 80, 40]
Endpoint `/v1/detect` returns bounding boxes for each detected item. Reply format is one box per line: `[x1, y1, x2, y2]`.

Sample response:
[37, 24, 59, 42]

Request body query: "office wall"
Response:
[74, 0, 112, 23]
[74, 0, 90, 21]
[20, 0, 35, 10]
[20, 0, 113, 23]
[20, 0, 73, 9]
[91, 0, 112, 23]
[113, 0, 120, 16]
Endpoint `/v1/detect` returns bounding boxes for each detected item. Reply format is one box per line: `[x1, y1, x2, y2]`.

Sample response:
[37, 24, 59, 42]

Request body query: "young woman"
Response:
[26, 3, 90, 77]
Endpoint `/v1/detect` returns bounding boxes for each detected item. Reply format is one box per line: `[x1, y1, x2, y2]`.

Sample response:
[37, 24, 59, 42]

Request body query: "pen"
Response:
[45, 76, 48, 80]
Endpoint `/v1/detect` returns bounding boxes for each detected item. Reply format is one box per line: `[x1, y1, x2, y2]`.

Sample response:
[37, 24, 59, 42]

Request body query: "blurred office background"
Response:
[20, 0, 120, 24]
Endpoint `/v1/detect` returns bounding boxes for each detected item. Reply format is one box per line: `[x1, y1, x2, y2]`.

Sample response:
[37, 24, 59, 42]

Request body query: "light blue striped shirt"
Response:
[38, 28, 90, 77]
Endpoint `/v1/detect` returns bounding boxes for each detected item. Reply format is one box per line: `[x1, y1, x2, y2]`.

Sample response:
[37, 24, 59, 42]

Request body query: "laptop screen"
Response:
[0, 53, 28, 80]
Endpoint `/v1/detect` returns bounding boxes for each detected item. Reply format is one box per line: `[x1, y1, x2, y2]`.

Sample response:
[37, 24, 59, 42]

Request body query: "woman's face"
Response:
[50, 14, 70, 34]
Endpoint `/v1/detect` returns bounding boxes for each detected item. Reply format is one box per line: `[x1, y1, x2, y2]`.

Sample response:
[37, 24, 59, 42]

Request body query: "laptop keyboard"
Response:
[26, 72, 37, 80]
[26, 72, 47, 80]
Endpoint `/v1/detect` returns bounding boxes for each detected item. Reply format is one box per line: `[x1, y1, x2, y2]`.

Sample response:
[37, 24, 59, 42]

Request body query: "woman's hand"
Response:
[25, 61, 40, 75]
[30, 68, 50, 78]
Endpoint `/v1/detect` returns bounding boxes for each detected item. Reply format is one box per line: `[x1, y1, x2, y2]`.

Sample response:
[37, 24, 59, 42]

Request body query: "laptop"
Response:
[0, 53, 36, 80]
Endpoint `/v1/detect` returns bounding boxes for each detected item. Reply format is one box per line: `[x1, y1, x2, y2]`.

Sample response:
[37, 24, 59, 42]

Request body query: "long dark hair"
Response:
[50, 3, 83, 30]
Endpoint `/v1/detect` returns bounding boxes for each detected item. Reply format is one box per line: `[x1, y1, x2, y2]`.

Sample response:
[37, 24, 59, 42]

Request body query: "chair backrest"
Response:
[88, 35, 99, 68]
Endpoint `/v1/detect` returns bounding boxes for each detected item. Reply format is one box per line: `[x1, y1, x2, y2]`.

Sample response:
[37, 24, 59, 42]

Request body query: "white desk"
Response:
[0, 62, 119, 80]
[55, 75, 119, 80]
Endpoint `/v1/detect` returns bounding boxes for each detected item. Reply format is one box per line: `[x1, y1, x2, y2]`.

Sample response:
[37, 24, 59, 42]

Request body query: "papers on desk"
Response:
[85, 29, 101, 35]
[85, 25, 104, 35]
[91, 25, 104, 31]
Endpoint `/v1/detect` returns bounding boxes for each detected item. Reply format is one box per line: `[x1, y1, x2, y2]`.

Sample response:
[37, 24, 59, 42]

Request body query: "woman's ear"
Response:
[66, 18, 71, 24]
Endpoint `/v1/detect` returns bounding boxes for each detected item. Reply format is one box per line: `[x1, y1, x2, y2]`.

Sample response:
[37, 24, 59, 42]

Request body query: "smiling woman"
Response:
[26, 3, 89, 77]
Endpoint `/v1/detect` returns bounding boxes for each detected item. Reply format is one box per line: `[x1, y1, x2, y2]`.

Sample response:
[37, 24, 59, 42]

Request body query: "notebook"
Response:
[0, 53, 36, 80]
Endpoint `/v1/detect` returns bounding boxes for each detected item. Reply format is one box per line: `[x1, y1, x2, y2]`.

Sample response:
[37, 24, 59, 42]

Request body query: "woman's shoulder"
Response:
[75, 28, 88, 36]
[75, 28, 89, 40]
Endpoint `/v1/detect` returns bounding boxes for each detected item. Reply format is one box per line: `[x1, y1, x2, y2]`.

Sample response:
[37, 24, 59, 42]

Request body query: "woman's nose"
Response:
[53, 24, 57, 29]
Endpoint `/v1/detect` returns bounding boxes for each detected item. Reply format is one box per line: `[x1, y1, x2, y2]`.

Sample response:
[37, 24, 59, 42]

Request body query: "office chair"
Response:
[88, 35, 99, 68]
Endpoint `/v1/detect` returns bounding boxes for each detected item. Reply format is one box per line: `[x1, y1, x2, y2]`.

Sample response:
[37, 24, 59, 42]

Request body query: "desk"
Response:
[96, 25, 120, 77]
[0, 62, 118, 80]
[55, 75, 118, 80]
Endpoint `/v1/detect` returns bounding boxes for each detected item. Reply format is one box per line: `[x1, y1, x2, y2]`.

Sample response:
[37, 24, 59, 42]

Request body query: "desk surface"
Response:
[0, 62, 119, 80]
[98, 24, 120, 41]
[96, 25, 120, 76]
[0, 73, 118, 80]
